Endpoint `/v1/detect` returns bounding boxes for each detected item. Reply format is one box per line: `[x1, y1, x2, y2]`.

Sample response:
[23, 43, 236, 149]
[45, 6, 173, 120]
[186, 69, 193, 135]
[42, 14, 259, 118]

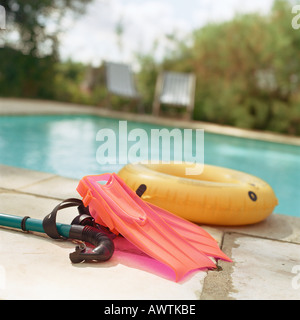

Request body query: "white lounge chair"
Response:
[153, 71, 196, 119]
[0, 5, 5, 30]
[105, 61, 143, 112]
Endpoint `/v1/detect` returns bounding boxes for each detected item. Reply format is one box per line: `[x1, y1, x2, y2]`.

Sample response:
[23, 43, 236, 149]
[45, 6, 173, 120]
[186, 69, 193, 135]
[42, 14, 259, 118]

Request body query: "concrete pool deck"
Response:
[0, 98, 300, 300]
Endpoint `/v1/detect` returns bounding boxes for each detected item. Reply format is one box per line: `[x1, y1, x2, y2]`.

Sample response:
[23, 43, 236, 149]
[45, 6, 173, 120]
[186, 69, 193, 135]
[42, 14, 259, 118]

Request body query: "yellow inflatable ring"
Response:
[118, 163, 278, 226]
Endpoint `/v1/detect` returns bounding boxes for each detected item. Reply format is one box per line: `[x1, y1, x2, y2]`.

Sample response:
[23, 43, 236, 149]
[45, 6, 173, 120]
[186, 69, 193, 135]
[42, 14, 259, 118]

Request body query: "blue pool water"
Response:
[0, 114, 299, 217]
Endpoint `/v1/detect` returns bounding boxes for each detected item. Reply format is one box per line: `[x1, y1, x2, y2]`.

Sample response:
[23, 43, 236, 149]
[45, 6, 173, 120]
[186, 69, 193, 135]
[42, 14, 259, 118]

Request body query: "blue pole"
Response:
[0, 213, 71, 238]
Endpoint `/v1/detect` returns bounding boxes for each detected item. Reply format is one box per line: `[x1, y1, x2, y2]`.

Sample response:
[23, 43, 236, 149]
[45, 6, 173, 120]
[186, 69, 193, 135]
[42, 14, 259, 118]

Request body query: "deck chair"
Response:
[0, 5, 5, 30]
[153, 71, 196, 120]
[105, 61, 143, 113]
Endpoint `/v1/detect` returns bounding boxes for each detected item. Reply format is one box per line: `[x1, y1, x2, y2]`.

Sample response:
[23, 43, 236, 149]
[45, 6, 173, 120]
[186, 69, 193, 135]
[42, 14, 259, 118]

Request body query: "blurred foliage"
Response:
[1, 0, 92, 56]
[137, 0, 300, 135]
[0, 47, 56, 98]
[0, 0, 300, 136]
[0, 0, 92, 99]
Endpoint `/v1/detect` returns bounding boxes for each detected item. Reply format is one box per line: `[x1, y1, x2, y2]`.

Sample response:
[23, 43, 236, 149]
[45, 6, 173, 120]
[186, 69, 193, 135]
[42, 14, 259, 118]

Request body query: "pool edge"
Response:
[1, 97, 300, 147]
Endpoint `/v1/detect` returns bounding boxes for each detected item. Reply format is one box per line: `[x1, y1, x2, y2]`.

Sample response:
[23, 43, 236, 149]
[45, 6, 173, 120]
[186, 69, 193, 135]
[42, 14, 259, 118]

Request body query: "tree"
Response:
[0, 0, 93, 98]
[2, 0, 92, 57]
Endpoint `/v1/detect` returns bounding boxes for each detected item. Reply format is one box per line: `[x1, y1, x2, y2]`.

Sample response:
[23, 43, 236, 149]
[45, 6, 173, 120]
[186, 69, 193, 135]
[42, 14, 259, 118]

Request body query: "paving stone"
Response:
[0, 207, 208, 299]
[0, 192, 72, 224]
[0, 228, 207, 300]
[229, 234, 300, 300]
[18, 176, 80, 200]
[0, 165, 55, 190]
[220, 214, 300, 244]
[0, 190, 209, 300]
[202, 233, 300, 300]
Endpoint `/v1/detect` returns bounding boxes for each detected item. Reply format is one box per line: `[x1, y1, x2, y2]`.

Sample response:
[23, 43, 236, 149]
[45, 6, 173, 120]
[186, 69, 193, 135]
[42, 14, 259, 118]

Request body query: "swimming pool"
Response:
[0, 114, 299, 217]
